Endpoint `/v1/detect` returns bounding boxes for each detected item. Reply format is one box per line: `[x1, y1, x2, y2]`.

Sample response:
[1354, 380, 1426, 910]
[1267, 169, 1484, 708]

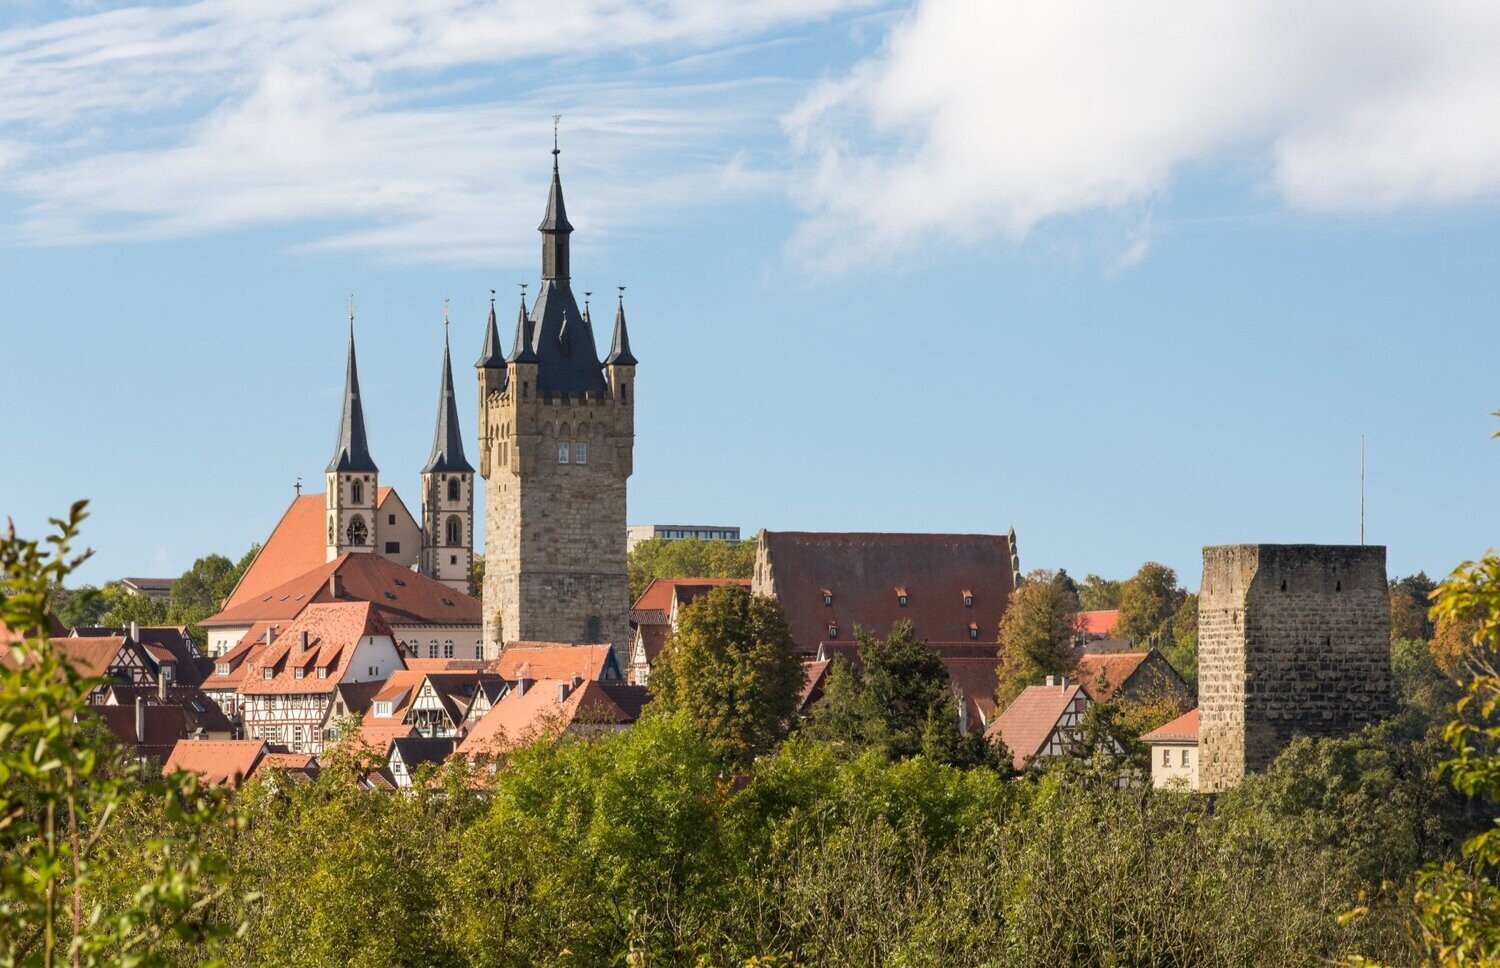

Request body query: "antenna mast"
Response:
[1360, 435, 1366, 546]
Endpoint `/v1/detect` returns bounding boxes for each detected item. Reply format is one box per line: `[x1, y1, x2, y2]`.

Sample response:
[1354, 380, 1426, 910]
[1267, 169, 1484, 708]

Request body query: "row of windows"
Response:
[558, 442, 588, 464]
[1161, 748, 1192, 768]
[826, 623, 981, 641]
[821, 589, 976, 608]
[657, 529, 737, 541]
[401, 640, 484, 660]
[329, 515, 467, 547]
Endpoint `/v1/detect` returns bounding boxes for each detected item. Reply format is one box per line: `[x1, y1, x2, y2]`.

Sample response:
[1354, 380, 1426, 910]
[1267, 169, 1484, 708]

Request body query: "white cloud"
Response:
[787, 0, 1500, 265]
[0, 0, 877, 259]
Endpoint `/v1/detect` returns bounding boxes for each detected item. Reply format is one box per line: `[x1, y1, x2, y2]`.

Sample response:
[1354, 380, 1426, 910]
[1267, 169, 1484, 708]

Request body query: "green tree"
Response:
[995, 570, 1077, 705]
[648, 586, 802, 768]
[1164, 592, 1199, 686]
[627, 536, 756, 602]
[98, 580, 169, 627]
[0, 503, 242, 966]
[1051, 568, 1082, 611]
[1115, 562, 1185, 648]
[166, 545, 257, 638]
[1077, 573, 1123, 611]
[1390, 572, 1438, 642]
[52, 584, 108, 629]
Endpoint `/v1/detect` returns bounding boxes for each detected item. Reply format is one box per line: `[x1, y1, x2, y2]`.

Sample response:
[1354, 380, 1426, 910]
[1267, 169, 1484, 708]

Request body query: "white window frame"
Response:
[557, 443, 570, 464]
[574, 441, 587, 464]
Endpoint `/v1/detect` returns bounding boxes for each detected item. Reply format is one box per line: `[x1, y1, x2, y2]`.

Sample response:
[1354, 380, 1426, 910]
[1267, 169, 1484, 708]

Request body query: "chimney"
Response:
[134, 696, 145, 744]
[557, 682, 569, 704]
[300, 630, 309, 651]
[158, 672, 167, 701]
[328, 573, 343, 598]
[517, 677, 531, 697]
[128, 620, 139, 642]
[265, 626, 276, 645]
[1045, 675, 1055, 687]
[1058, 676, 1067, 691]
[571, 673, 583, 689]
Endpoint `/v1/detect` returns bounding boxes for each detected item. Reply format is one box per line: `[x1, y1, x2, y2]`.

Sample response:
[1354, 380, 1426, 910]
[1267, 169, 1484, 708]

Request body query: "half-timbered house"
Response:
[986, 677, 1091, 770]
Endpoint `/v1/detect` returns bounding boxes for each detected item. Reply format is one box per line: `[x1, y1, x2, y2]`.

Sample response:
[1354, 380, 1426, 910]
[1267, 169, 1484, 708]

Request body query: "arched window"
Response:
[346, 515, 368, 546]
[443, 640, 455, 659]
[328, 519, 335, 544]
[447, 478, 460, 502]
[351, 480, 364, 504]
[428, 640, 439, 659]
[445, 516, 462, 547]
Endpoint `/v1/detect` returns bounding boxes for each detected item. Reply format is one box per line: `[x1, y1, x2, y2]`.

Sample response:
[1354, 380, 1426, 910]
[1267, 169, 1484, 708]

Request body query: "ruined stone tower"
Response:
[1198, 544, 1391, 793]
[475, 143, 636, 659]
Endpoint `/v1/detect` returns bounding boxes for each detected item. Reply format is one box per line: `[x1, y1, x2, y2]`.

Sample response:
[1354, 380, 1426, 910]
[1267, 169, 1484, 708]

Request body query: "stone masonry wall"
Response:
[1199, 544, 1391, 793]
[481, 381, 633, 664]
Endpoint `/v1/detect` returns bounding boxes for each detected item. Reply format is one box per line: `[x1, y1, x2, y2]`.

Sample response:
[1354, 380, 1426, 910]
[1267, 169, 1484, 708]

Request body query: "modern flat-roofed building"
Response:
[627, 524, 742, 550]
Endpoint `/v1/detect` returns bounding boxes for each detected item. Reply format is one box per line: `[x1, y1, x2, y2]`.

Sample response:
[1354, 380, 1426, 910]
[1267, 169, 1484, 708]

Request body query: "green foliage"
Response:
[648, 586, 802, 768]
[1391, 635, 1460, 729]
[98, 581, 169, 627]
[0, 503, 243, 966]
[53, 584, 108, 629]
[1076, 573, 1122, 611]
[1163, 591, 1199, 686]
[1390, 572, 1438, 642]
[995, 570, 1076, 705]
[1050, 567, 1081, 611]
[626, 536, 755, 602]
[1114, 561, 1186, 647]
[802, 621, 1006, 770]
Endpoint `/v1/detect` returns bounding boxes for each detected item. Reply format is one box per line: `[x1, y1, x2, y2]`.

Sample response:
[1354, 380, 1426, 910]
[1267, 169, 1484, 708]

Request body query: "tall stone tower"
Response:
[1198, 544, 1391, 793]
[476, 143, 636, 659]
[421, 325, 475, 592]
[326, 321, 379, 561]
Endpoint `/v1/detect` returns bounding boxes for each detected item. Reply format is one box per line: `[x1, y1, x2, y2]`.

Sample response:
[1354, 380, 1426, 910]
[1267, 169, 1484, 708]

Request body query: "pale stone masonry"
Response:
[1198, 544, 1391, 792]
[477, 144, 636, 661]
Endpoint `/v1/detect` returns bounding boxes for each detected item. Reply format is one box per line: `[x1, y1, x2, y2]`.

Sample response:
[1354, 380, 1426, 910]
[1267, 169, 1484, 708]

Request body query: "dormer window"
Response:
[294, 667, 305, 680]
[263, 667, 274, 680]
[215, 663, 229, 677]
[317, 667, 328, 679]
[373, 700, 393, 717]
[822, 589, 833, 607]
[968, 623, 980, 640]
[962, 590, 974, 608]
[827, 624, 839, 639]
[896, 586, 909, 607]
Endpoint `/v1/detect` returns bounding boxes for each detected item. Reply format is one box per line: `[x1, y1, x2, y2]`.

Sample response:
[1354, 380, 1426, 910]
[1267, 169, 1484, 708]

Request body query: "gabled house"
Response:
[457, 677, 648, 760]
[236, 602, 405, 755]
[626, 578, 752, 685]
[1074, 649, 1192, 710]
[388, 736, 458, 788]
[1143, 708, 1199, 790]
[2, 633, 155, 702]
[98, 684, 235, 739]
[72, 623, 211, 688]
[163, 739, 271, 788]
[986, 677, 1091, 771]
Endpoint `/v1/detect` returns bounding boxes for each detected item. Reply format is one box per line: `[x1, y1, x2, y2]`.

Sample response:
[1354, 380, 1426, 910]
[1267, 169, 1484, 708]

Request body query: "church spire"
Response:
[539, 122, 573, 280]
[507, 291, 538, 364]
[604, 290, 637, 366]
[475, 293, 505, 369]
[327, 316, 378, 473]
[424, 322, 473, 474]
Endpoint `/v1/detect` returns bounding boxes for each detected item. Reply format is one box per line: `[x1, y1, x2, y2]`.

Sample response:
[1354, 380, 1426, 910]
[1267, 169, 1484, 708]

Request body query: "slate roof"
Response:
[1142, 707, 1199, 744]
[986, 682, 1087, 770]
[506, 294, 537, 364]
[526, 280, 605, 396]
[204, 552, 479, 631]
[604, 298, 637, 366]
[758, 531, 1017, 654]
[390, 736, 458, 772]
[423, 332, 473, 474]
[163, 739, 268, 787]
[327, 323, 378, 473]
[475, 298, 507, 369]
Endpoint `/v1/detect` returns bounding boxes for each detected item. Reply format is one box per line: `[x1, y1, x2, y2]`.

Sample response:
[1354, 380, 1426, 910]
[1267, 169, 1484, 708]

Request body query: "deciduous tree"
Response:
[627, 536, 756, 602]
[1115, 562, 1185, 648]
[996, 570, 1077, 706]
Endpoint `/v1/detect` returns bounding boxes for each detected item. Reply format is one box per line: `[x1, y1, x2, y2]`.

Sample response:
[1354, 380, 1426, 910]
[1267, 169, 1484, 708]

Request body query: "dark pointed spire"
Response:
[506, 291, 538, 364]
[539, 129, 573, 280]
[424, 325, 473, 474]
[475, 293, 505, 368]
[605, 289, 637, 366]
[327, 317, 378, 474]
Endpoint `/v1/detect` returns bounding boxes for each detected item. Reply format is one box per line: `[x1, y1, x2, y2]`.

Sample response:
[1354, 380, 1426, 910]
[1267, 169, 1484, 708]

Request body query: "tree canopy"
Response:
[647, 585, 803, 768]
[1114, 562, 1186, 648]
[627, 536, 756, 602]
[996, 570, 1077, 705]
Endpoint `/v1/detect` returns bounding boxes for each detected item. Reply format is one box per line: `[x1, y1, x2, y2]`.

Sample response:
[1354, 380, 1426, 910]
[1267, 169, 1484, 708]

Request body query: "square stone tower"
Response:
[475, 144, 636, 661]
[1198, 544, 1391, 792]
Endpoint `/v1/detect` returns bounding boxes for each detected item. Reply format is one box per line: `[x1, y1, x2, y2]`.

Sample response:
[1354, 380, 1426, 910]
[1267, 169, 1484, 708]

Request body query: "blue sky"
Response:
[2, 0, 1498, 591]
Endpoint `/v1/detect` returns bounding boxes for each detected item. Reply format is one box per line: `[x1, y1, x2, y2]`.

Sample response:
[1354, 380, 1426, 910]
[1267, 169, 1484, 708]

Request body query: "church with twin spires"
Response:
[286, 141, 636, 660]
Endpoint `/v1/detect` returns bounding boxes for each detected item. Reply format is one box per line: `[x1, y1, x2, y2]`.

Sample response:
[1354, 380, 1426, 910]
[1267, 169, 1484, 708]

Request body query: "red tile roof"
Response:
[942, 656, 1001, 730]
[495, 643, 617, 682]
[1074, 652, 1152, 703]
[631, 577, 751, 615]
[221, 495, 329, 611]
[163, 739, 268, 787]
[203, 552, 479, 631]
[1142, 707, 1199, 744]
[89, 704, 190, 760]
[251, 752, 320, 781]
[457, 679, 646, 758]
[236, 602, 391, 696]
[634, 623, 670, 669]
[798, 659, 832, 713]
[758, 532, 1016, 654]
[1, 635, 147, 681]
[986, 682, 1087, 770]
[1076, 609, 1120, 637]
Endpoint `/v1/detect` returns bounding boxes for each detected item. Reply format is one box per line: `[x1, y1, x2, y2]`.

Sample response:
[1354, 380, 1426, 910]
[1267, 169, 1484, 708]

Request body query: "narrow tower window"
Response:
[445, 515, 462, 547]
[558, 443, 570, 464]
[447, 478, 460, 502]
[351, 480, 364, 504]
[574, 441, 588, 464]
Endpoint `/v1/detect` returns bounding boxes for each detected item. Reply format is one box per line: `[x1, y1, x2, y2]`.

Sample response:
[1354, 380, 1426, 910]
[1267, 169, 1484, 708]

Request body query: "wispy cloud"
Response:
[0, 0, 878, 260]
[786, 0, 1500, 267]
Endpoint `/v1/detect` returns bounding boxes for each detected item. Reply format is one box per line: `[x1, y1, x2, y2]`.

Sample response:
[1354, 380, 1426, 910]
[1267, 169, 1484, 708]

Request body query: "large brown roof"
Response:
[2, 635, 146, 681]
[986, 682, 1086, 770]
[1074, 652, 1152, 703]
[758, 531, 1016, 654]
[203, 551, 479, 631]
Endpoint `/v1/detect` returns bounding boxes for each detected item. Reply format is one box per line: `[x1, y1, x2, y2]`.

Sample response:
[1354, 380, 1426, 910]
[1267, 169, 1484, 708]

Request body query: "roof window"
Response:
[968, 622, 980, 640]
[317, 667, 328, 679]
[895, 586, 909, 607]
[962, 590, 974, 607]
[827, 624, 839, 639]
[215, 663, 229, 677]
[263, 667, 274, 680]
[821, 588, 833, 607]
[294, 667, 305, 680]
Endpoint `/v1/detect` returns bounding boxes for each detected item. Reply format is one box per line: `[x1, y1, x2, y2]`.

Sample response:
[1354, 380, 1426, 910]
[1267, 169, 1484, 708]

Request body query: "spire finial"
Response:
[552, 114, 561, 159]
[617, 284, 626, 305]
[584, 290, 592, 313]
[519, 282, 528, 299]
[443, 296, 450, 338]
[295, 476, 302, 497]
[348, 292, 355, 327]
[489, 288, 496, 309]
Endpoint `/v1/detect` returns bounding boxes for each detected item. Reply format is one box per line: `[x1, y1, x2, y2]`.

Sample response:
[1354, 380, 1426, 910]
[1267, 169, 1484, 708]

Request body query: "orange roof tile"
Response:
[236, 602, 391, 696]
[1142, 707, 1199, 744]
[222, 495, 329, 611]
[1, 635, 144, 681]
[986, 683, 1087, 770]
[204, 552, 479, 630]
[631, 577, 751, 615]
[163, 739, 268, 787]
[1076, 609, 1120, 637]
[798, 659, 832, 713]
[457, 678, 645, 758]
[495, 643, 617, 682]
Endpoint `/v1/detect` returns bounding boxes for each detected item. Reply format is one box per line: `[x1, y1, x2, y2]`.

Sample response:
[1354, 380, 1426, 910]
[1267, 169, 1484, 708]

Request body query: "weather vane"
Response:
[519, 282, 528, 299]
[552, 114, 561, 154]
[617, 284, 626, 303]
[489, 287, 496, 307]
[348, 292, 355, 323]
[584, 290, 592, 313]
[443, 296, 450, 333]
